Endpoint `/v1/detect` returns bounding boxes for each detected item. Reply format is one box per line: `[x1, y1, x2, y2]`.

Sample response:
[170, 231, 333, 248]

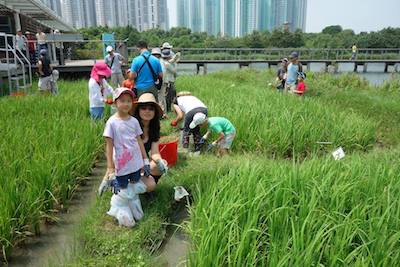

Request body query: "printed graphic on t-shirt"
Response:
[116, 146, 133, 172]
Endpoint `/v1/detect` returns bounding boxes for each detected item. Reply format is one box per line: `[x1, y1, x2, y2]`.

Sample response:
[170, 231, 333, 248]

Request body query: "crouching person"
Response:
[132, 93, 168, 187]
[101, 87, 152, 227]
[191, 114, 236, 157]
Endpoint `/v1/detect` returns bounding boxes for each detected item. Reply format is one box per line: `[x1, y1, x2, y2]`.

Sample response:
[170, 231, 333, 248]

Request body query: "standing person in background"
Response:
[36, 28, 47, 54]
[53, 29, 63, 65]
[128, 40, 163, 100]
[15, 30, 27, 57]
[105, 46, 125, 87]
[285, 52, 301, 93]
[160, 49, 177, 116]
[151, 47, 162, 59]
[275, 58, 288, 92]
[351, 44, 358, 60]
[88, 62, 113, 120]
[25, 31, 36, 64]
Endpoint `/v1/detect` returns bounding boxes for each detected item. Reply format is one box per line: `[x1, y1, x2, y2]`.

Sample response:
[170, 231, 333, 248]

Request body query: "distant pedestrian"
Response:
[25, 31, 36, 63]
[276, 58, 288, 91]
[161, 42, 181, 63]
[151, 47, 162, 59]
[36, 28, 47, 53]
[53, 29, 63, 65]
[160, 49, 177, 115]
[128, 40, 163, 100]
[285, 52, 302, 93]
[15, 30, 27, 56]
[105, 45, 125, 87]
[351, 44, 357, 60]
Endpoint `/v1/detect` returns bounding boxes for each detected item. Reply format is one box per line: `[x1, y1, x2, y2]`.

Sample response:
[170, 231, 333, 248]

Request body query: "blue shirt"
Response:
[130, 50, 162, 90]
[286, 63, 299, 85]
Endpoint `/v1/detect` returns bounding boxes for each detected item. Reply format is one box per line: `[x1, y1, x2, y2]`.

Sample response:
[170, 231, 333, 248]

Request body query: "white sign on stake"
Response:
[332, 147, 345, 160]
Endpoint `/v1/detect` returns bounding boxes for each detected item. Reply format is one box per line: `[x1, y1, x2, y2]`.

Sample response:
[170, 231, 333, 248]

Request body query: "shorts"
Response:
[89, 107, 104, 120]
[219, 132, 236, 149]
[116, 170, 141, 188]
[38, 75, 52, 91]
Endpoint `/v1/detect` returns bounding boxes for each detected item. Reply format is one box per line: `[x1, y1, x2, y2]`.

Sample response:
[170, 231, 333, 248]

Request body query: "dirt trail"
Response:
[7, 159, 106, 267]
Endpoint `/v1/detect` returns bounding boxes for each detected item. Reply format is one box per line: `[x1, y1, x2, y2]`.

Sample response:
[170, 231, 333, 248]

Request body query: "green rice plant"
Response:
[0, 80, 103, 260]
[188, 150, 400, 266]
[306, 73, 400, 146]
[176, 70, 377, 157]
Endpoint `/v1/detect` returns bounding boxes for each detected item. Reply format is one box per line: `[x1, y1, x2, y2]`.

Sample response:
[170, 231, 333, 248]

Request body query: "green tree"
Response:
[322, 25, 343, 35]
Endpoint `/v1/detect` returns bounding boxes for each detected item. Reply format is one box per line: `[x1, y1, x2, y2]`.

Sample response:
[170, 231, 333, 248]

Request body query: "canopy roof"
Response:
[0, 0, 75, 32]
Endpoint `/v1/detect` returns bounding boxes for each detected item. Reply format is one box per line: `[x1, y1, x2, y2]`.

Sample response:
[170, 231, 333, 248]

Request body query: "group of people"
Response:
[275, 51, 307, 96]
[15, 28, 52, 64]
[89, 40, 236, 227]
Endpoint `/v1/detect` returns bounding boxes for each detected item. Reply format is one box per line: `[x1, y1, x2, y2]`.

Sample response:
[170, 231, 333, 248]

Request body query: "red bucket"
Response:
[159, 139, 178, 167]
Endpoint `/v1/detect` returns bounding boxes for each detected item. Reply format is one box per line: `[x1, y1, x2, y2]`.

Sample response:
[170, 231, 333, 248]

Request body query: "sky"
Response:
[306, 0, 400, 33]
[167, 0, 400, 33]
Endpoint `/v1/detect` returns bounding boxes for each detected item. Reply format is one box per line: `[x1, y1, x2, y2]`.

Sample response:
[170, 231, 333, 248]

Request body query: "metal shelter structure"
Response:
[0, 0, 75, 32]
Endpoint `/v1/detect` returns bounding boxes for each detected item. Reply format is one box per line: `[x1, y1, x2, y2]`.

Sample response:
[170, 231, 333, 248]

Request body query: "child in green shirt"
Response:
[189, 113, 236, 156]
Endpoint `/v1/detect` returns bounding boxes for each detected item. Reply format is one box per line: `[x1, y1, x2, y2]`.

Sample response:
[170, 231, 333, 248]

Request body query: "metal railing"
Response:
[0, 33, 32, 95]
[126, 47, 400, 61]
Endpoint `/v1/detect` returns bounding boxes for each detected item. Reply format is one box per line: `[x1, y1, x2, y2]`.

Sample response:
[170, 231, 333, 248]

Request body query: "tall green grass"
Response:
[306, 73, 400, 146]
[0, 81, 103, 260]
[188, 151, 400, 266]
[176, 70, 377, 157]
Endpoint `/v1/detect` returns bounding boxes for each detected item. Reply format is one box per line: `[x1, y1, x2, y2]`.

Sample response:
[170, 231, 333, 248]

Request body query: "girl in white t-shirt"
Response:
[88, 62, 113, 120]
[101, 87, 151, 227]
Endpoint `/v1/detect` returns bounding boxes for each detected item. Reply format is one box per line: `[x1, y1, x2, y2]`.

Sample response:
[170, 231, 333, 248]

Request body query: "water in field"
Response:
[177, 63, 399, 86]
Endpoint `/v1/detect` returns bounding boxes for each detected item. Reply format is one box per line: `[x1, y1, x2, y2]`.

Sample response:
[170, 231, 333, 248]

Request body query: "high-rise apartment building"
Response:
[42, 0, 167, 30]
[130, 0, 169, 31]
[177, 0, 307, 36]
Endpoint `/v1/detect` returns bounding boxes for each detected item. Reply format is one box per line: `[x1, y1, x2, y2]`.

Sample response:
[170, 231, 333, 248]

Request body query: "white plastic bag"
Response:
[107, 181, 147, 227]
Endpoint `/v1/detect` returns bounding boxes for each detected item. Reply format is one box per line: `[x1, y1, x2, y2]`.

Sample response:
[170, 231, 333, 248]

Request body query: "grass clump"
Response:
[177, 70, 377, 157]
[0, 80, 103, 260]
[188, 151, 400, 266]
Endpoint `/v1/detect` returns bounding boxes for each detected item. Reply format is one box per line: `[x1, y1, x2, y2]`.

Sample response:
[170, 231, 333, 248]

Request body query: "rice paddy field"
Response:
[1, 69, 400, 266]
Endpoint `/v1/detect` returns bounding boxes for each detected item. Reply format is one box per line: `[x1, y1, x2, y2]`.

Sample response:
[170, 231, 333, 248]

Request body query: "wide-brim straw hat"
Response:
[133, 93, 163, 115]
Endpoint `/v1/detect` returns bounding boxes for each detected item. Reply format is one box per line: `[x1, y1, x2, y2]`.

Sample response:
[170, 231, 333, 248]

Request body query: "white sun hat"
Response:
[189, 112, 207, 129]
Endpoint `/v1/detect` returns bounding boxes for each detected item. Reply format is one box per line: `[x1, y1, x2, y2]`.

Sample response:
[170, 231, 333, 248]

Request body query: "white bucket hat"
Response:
[106, 45, 114, 53]
[189, 112, 207, 129]
[161, 42, 173, 49]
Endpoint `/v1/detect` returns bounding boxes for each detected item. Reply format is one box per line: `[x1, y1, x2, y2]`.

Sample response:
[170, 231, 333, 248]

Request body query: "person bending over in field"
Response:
[99, 87, 152, 227]
[170, 91, 208, 155]
[190, 113, 236, 157]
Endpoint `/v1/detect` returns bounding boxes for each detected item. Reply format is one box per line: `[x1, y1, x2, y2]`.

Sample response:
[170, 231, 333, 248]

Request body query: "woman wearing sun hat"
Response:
[88, 62, 113, 120]
[132, 93, 168, 188]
